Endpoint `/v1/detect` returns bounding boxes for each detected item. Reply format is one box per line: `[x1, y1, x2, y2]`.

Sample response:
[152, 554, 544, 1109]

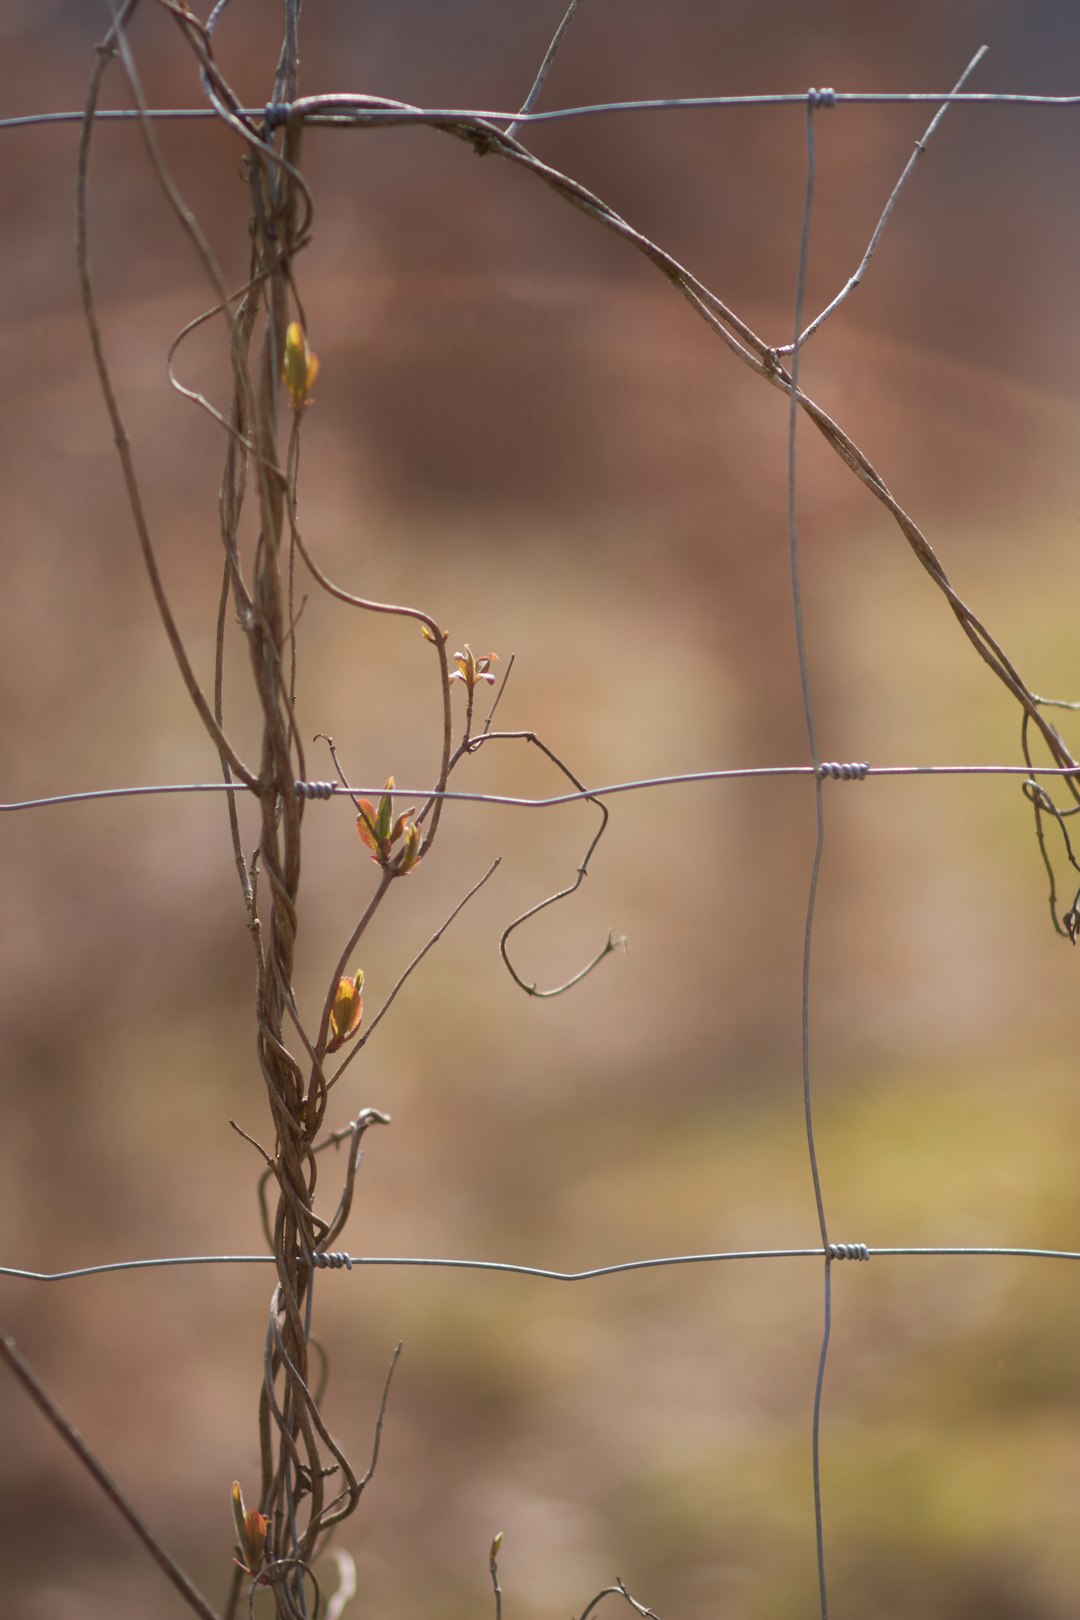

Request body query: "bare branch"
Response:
[776, 44, 989, 352]
[0, 1333, 221, 1620]
[577, 1581, 662, 1620]
[353, 1342, 401, 1497]
[488, 1532, 504, 1620]
[331, 857, 501, 1079]
[76, 4, 256, 786]
[505, 0, 586, 141]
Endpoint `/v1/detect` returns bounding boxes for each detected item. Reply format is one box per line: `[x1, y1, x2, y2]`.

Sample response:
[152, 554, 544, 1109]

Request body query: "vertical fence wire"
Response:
[786, 97, 832, 1620]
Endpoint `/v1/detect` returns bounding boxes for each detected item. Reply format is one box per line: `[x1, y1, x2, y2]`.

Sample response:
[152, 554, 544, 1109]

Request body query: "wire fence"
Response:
[3, 5, 1080, 1618]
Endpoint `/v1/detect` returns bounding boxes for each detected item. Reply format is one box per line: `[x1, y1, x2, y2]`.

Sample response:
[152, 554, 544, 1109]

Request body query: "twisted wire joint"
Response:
[808, 88, 838, 109]
[828, 1242, 870, 1261]
[294, 780, 338, 800]
[308, 1250, 354, 1270]
[816, 761, 869, 781]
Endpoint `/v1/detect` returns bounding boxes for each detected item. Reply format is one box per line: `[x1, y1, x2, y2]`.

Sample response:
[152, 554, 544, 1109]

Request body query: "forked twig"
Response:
[578, 1580, 662, 1620]
[776, 44, 989, 352]
[505, 0, 585, 142]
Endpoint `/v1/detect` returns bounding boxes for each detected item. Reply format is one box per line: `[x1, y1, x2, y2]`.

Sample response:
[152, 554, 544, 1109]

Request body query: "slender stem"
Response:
[0, 1333, 221, 1620]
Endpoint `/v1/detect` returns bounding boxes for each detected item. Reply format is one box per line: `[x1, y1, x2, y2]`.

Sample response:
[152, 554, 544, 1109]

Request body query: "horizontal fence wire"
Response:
[7, 1245, 1080, 1286]
[8, 86, 1080, 138]
[3, 762, 1080, 816]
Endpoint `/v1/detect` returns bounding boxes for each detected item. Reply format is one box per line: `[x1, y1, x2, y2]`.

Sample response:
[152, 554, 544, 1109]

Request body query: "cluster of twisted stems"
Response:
[76, 4, 627, 1613]
[20, 2, 1074, 1617]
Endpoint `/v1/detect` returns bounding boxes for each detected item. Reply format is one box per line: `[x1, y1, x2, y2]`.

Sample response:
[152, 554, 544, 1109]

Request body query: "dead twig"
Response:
[0, 1332, 221, 1620]
[505, 0, 586, 142]
[776, 44, 989, 351]
[76, 2, 255, 788]
[331, 857, 502, 1078]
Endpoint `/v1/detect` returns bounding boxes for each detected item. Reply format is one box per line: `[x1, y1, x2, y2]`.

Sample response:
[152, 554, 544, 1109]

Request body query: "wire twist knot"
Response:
[816, 761, 869, 781]
[807, 88, 838, 109]
[828, 1242, 870, 1261]
[294, 779, 337, 800]
[308, 1250, 354, 1270]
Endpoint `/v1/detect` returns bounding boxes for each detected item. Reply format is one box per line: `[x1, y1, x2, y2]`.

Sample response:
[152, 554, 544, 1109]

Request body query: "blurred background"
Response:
[3, 2, 1080, 1616]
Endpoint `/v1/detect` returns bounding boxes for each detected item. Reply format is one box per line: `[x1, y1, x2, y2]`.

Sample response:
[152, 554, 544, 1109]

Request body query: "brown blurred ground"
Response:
[3, 4, 1080, 1618]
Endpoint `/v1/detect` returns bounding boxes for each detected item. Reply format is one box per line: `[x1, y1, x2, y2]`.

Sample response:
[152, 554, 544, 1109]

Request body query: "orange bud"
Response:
[328, 970, 365, 1051]
[282, 321, 319, 411]
[356, 801, 380, 857]
[231, 1481, 269, 1574]
[241, 1508, 269, 1571]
